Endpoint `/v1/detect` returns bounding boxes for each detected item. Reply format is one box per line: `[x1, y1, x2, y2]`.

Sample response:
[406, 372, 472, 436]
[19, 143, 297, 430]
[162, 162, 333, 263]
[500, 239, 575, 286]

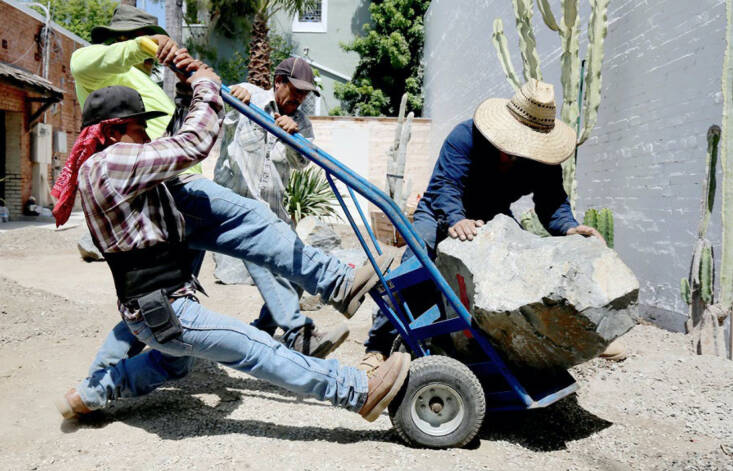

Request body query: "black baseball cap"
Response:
[82, 86, 167, 128]
[274, 57, 320, 96]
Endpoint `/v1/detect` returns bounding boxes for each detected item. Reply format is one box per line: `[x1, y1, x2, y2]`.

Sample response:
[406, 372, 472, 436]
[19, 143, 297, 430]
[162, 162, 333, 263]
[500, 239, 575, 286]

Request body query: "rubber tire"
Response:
[388, 355, 486, 448]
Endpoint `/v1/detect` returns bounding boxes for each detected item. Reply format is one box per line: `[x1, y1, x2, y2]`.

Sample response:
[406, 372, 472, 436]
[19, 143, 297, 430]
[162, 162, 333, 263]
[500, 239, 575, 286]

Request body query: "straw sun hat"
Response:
[473, 79, 577, 165]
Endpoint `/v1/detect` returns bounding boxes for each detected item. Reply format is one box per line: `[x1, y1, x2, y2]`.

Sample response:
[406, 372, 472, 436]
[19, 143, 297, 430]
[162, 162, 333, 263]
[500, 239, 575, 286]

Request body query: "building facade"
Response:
[0, 0, 87, 219]
[422, 0, 727, 329]
[272, 0, 371, 115]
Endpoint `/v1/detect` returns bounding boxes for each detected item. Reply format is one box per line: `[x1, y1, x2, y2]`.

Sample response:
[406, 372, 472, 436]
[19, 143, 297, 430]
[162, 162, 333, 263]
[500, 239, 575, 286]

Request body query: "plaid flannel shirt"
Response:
[214, 83, 313, 223]
[78, 79, 223, 318]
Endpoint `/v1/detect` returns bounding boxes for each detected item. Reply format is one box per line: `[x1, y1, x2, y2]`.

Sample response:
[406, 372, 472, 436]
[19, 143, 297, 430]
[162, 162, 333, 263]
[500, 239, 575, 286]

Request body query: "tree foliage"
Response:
[34, 0, 118, 42]
[334, 0, 430, 117]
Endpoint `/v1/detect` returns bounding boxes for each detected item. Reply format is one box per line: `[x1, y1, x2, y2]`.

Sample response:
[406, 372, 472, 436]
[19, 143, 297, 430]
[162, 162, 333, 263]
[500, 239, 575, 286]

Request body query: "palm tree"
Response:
[247, 0, 315, 89]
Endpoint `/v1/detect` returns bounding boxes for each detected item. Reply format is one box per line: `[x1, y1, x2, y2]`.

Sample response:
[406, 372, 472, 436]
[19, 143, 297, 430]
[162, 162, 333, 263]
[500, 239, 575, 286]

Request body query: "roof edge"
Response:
[3, 0, 90, 46]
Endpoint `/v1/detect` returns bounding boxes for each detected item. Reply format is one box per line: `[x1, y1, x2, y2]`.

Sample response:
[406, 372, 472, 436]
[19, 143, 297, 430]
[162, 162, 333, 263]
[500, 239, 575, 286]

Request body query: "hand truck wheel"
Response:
[388, 355, 486, 448]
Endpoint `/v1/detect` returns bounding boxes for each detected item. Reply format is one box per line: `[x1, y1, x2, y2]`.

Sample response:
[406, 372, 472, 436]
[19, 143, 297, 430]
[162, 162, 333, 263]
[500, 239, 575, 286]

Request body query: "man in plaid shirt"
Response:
[56, 63, 410, 424]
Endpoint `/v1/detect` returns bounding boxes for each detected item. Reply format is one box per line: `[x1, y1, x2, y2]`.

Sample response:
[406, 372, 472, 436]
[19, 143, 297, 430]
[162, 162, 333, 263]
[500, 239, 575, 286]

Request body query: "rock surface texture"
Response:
[213, 253, 254, 285]
[436, 215, 639, 369]
[77, 232, 103, 262]
[295, 216, 342, 253]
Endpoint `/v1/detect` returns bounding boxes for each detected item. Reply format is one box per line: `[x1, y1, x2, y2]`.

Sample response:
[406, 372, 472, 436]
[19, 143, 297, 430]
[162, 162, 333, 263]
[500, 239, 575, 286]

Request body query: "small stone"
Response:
[77, 231, 103, 262]
[296, 216, 341, 253]
[213, 253, 254, 285]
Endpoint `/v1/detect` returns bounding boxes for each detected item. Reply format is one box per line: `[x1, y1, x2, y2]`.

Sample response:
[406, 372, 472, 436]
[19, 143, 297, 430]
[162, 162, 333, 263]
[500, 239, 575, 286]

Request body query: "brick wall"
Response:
[423, 0, 727, 328]
[0, 1, 86, 218]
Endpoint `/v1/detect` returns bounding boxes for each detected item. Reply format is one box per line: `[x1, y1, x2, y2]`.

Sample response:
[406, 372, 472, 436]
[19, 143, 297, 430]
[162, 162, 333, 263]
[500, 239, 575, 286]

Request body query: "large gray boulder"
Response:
[78, 232, 103, 262]
[436, 214, 638, 370]
[296, 216, 341, 253]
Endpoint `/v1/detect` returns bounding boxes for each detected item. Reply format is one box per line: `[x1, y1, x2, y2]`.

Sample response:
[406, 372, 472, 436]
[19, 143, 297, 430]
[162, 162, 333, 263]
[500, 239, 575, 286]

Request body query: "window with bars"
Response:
[299, 2, 322, 23]
[292, 0, 327, 33]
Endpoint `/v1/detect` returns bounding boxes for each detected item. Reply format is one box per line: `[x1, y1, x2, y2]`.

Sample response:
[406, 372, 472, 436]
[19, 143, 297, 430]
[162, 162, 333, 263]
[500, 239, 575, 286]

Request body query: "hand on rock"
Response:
[566, 224, 606, 245]
[448, 219, 484, 241]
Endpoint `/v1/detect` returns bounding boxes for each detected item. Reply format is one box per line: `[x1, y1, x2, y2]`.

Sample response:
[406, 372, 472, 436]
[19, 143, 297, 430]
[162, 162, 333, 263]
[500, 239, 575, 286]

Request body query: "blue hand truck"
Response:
[139, 40, 578, 448]
[219, 87, 579, 448]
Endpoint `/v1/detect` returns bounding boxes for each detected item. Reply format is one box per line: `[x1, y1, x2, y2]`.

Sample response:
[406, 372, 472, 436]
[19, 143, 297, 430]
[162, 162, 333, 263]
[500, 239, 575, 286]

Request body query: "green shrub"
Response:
[284, 166, 340, 224]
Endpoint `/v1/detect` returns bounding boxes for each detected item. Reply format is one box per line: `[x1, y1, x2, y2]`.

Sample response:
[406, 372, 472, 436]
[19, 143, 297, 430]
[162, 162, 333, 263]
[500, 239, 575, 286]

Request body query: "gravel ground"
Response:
[0, 220, 732, 471]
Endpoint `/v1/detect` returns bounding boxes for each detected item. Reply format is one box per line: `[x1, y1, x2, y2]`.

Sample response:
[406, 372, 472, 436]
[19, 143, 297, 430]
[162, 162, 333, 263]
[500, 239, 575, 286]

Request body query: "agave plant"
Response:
[284, 166, 339, 224]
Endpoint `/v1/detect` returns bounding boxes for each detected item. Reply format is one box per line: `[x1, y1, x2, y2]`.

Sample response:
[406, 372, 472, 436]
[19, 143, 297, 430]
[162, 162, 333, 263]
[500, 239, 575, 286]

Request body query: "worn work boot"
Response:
[290, 323, 350, 359]
[599, 340, 627, 361]
[337, 254, 394, 318]
[55, 388, 92, 419]
[358, 351, 387, 376]
[359, 352, 411, 422]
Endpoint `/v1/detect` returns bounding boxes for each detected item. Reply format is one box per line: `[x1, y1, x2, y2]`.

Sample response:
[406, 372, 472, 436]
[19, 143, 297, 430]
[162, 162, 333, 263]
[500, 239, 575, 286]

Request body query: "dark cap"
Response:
[274, 57, 320, 96]
[90, 4, 168, 44]
[82, 86, 167, 128]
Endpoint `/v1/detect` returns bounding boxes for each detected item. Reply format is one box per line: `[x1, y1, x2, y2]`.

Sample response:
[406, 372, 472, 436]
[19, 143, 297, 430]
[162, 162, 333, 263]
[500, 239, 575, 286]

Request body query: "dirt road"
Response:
[0, 221, 731, 470]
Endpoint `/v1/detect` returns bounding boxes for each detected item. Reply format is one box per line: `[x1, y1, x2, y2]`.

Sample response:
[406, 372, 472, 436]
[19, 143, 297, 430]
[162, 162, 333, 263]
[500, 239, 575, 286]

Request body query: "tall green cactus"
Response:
[491, 0, 611, 208]
[520, 209, 551, 237]
[582, 207, 614, 248]
[512, 0, 543, 82]
[681, 126, 721, 327]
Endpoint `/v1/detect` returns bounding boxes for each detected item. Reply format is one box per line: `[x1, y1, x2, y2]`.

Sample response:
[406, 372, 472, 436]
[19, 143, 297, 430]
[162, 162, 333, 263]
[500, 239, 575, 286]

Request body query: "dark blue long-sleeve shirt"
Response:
[416, 119, 578, 236]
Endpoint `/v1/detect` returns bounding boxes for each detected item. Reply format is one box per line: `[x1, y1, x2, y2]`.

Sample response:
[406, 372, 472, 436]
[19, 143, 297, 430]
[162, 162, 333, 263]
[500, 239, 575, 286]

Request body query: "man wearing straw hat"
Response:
[360, 79, 624, 373]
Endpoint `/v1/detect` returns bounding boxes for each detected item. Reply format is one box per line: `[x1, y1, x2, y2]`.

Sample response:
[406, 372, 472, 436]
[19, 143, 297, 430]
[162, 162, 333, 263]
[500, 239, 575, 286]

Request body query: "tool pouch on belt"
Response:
[138, 289, 183, 343]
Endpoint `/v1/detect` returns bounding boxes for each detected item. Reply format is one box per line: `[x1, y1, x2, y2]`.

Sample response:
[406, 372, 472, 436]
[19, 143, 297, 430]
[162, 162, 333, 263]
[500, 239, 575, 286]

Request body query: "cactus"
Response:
[512, 0, 543, 82]
[520, 209, 551, 237]
[583, 208, 597, 229]
[681, 278, 691, 305]
[598, 208, 614, 248]
[700, 244, 715, 305]
[582, 207, 614, 248]
[491, 0, 611, 208]
[578, 0, 610, 145]
[385, 93, 413, 214]
[492, 19, 522, 91]
[681, 125, 721, 329]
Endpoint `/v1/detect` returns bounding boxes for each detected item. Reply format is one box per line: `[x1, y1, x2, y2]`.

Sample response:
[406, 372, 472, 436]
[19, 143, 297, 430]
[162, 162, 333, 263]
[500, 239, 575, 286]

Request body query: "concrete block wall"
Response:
[202, 116, 434, 220]
[309, 116, 433, 212]
[423, 0, 727, 327]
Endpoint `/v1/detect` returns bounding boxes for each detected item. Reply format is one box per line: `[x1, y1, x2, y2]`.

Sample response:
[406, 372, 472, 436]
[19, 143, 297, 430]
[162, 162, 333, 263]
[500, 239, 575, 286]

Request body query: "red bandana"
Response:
[51, 118, 134, 227]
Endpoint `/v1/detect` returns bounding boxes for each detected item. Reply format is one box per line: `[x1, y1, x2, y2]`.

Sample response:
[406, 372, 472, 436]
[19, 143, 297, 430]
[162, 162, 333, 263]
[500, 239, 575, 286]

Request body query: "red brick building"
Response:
[0, 0, 87, 219]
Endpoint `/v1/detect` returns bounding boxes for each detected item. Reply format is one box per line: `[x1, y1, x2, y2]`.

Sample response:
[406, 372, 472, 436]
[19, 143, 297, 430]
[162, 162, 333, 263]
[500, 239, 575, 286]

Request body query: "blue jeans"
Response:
[78, 178, 355, 408]
[364, 212, 441, 356]
[171, 178, 351, 305]
[79, 298, 367, 411]
[246, 261, 310, 342]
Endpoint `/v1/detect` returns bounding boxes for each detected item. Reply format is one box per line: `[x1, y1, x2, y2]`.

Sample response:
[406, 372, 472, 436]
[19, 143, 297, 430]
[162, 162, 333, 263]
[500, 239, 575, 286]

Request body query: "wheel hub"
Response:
[410, 383, 465, 436]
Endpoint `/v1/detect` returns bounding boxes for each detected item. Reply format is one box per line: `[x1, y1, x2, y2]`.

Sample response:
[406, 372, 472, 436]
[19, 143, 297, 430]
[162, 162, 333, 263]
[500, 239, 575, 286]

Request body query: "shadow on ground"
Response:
[476, 395, 612, 451]
[62, 362, 610, 450]
[62, 360, 398, 444]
